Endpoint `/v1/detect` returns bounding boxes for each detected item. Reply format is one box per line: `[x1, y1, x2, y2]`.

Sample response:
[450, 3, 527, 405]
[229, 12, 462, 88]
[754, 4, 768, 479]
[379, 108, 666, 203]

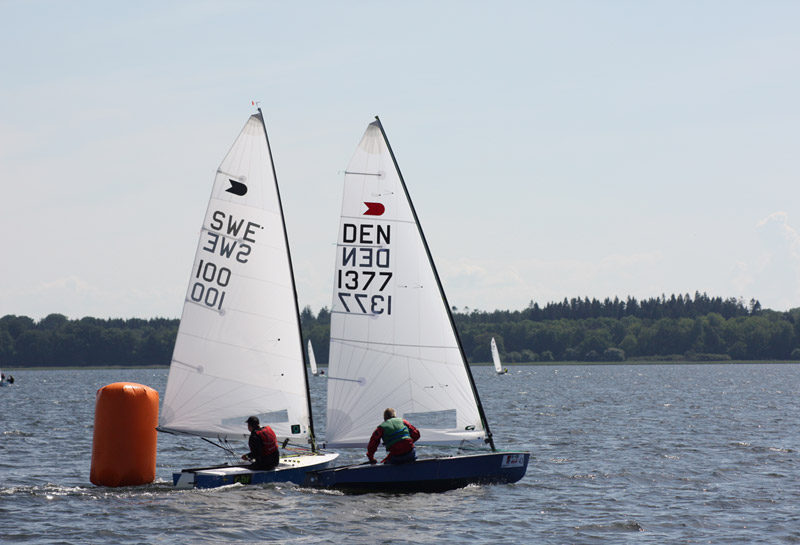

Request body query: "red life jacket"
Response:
[255, 426, 278, 456]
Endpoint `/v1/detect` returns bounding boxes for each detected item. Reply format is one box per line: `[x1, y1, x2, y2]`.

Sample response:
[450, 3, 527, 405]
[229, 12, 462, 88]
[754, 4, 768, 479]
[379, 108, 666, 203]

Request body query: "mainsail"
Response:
[491, 337, 503, 373]
[308, 339, 318, 376]
[159, 113, 311, 444]
[325, 120, 487, 448]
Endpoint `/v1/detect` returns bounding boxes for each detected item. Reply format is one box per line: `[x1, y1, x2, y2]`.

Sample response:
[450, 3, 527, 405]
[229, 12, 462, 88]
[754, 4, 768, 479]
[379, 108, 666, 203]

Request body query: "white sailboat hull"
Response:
[174, 451, 339, 489]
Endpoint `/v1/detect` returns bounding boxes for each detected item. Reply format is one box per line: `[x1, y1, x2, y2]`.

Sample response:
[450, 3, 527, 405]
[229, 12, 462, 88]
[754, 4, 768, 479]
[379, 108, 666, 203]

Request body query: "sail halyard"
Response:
[159, 111, 314, 448]
[371, 116, 496, 451]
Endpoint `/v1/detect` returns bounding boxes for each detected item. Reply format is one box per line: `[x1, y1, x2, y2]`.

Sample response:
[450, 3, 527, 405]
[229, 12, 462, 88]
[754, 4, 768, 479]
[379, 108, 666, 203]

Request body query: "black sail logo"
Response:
[226, 179, 248, 196]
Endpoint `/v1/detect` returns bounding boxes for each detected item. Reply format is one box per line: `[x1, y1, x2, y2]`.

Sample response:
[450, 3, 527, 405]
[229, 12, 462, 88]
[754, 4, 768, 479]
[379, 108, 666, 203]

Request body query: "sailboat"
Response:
[158, 108, 338, 489]
[491, 337, 508, 375]
[308, 339, 323, 376]
[304, 117, 529, 493]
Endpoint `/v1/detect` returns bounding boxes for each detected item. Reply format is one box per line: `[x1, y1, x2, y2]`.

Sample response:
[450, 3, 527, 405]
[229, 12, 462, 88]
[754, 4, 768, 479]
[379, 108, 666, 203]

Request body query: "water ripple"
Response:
[2, 365, 800, 543]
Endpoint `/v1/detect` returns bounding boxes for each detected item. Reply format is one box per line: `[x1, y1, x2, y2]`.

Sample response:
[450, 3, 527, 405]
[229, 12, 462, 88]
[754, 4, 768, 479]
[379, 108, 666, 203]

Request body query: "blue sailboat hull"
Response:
[303, 451, 529, 493]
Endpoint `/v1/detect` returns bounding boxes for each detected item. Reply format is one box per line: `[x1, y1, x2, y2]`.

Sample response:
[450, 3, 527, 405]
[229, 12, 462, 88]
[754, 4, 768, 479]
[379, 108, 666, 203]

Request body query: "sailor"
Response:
[241, 416, 280, 470]
[367, 408, 420, 465]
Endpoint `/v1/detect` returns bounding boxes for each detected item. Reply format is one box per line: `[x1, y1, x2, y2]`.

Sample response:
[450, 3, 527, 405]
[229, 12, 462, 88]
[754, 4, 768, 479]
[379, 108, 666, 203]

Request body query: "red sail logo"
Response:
[363, 202, 385, 216]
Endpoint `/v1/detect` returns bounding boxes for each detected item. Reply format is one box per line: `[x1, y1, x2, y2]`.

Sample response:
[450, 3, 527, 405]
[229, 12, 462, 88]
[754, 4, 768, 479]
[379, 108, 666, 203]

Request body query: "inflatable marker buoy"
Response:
[90, 382, 158, 487]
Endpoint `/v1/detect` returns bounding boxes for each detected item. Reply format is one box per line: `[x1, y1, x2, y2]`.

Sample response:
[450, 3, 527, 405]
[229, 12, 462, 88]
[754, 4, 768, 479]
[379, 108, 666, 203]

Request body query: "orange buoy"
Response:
[90, 382, 159, 487]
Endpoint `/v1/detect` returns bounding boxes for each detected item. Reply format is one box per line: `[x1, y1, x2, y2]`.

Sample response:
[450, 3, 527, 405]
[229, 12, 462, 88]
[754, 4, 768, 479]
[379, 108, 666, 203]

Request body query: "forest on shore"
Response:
[3, 293, 800, 368]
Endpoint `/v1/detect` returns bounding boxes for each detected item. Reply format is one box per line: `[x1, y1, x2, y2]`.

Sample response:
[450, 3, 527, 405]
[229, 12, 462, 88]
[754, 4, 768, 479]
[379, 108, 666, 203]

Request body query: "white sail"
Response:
[491, 337, 503, 374]
[325, 120, 485, 448]
[159, 113, 310, 444]
[308, 340, 318, 376]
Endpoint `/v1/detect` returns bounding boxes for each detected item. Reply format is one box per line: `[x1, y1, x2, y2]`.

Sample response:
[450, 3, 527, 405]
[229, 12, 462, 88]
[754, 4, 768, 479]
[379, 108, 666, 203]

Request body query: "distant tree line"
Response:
[2, 293, 800, 367]
[496, 292, 762, 322]
[304, 293, 800, 364]
[0, 314, 177, 367]
[460, 293, 796, 362]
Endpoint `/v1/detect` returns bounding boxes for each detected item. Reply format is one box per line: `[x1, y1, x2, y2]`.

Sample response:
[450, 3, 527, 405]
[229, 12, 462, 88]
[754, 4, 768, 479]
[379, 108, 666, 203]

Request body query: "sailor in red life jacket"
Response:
[367, 408, 421, 465]
[241, 416, 280, 470]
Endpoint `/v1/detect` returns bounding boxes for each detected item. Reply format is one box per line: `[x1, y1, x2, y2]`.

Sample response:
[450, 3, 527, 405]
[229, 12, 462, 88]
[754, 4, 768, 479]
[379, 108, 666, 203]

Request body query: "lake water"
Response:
[1, 364, 799, 544]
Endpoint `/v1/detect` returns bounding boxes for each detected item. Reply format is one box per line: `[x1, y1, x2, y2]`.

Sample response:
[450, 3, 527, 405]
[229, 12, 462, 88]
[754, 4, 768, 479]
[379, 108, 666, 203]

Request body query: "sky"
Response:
[1, 1, 799, 321]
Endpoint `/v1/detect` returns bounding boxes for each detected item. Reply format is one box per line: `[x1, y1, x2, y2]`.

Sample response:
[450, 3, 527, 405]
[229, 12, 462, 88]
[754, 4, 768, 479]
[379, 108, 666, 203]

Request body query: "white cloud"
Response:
[438, 252, 665, 311]
[34, 276, 92, 295]
[752, 212, 800, 309]
[758, 211, 800, 259]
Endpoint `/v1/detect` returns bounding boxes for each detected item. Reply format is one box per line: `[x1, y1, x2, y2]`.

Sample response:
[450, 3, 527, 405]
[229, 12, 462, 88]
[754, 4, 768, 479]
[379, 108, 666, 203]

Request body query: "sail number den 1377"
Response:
[337, 222, 393, 315]
[190, 210, 263, 312]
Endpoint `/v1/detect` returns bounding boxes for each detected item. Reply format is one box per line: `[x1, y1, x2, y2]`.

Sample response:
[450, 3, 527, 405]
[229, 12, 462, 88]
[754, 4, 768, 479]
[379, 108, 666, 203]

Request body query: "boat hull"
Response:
[173, 452, 339, 489]
[303, 451, 529, 493]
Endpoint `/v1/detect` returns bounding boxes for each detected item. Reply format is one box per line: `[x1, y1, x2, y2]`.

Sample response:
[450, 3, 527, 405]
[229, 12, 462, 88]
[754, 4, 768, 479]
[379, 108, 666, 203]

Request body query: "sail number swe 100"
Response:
[337, 270, 393, 315]
[191, 259, 229, 311]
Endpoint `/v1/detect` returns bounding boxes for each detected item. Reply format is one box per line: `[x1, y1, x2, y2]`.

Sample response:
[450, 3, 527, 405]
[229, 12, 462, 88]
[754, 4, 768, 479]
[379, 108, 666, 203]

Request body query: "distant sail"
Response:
[308, 340, 318, 376]
[491, 337, 503, 374]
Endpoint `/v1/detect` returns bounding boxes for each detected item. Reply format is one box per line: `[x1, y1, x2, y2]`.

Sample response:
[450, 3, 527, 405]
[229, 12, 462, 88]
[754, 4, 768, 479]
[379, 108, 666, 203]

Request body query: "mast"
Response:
[255, 107, 317, 452]
[372, 116, 496, 451]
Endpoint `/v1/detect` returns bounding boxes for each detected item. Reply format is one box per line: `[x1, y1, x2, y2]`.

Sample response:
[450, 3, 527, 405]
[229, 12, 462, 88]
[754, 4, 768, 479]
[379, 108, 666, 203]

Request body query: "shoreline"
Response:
[4, 360, 800, 372]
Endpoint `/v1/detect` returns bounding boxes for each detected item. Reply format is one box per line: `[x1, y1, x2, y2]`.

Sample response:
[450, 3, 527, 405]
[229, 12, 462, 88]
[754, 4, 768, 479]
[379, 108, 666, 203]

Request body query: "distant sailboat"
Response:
[308, 339, 323, 376]
[304, 117, 529, 493]
[158, 108, 337, 489]
[491, 337, 508, 375]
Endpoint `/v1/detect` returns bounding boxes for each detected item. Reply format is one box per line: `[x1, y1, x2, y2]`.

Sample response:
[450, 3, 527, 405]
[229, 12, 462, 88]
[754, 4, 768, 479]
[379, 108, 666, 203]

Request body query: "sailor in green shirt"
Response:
[366, 408, 421, 464]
